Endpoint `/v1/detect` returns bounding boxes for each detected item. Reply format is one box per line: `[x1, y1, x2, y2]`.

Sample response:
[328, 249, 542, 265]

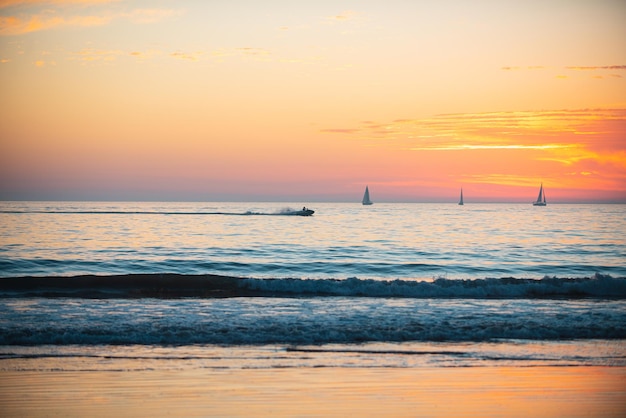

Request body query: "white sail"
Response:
[458, 188, 464, 205]
[362, 186, 373, 205]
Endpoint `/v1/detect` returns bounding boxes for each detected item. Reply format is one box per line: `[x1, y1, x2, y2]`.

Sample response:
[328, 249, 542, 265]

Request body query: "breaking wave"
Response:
[1, 294, 625, 345]
[240, 274, 626, 299]
[1, 273, 625, 299]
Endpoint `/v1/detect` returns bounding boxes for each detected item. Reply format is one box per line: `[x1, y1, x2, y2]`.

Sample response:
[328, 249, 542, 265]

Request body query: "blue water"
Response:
[1, 201, 625, 279]
[1, 201, 625, 369]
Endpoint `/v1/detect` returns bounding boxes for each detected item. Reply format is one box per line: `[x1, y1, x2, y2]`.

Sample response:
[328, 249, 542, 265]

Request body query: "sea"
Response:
[1, 201, 625, 371]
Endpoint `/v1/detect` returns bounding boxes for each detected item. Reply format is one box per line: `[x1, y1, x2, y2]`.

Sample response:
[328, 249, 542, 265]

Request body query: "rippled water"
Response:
[1, 201, 625, 370]
[1, 201, 625, 279]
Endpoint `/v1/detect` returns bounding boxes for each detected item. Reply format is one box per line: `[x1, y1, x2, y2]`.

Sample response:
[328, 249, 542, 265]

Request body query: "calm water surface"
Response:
[1, 201, 624, 279]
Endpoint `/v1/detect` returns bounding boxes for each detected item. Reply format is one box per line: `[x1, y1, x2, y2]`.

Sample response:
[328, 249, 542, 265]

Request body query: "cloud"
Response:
[0, 0, 119, 7]
[566, 65, 626, 71]
[460, 174, 545, 188]
[501, 66, 546, 71]
[128, 49, 160, 60]
[0, 3, 179, 35]
[0, 13, 110, 35]
[320, 128, 361, 134]
[57, 46, 273, 65]
[170, 51, 204, 62]
[502, 65, 626, 74]
[411, 144, 573, 152]
[323, 109, 626, 196]
[235, 47, 270, 57]
[123, 8, 180, 25]
[322, 109, 626, 168]
[209, 47, 272, 62]
[326, 10, 357, 22]
[71, 47, 123, 62]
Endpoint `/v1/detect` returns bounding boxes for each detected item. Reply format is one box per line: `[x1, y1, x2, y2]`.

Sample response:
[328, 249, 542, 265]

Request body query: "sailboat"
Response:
[532, 183, 547, 206]
[362, 186, 373, 205]
[458, 188, 464, 205]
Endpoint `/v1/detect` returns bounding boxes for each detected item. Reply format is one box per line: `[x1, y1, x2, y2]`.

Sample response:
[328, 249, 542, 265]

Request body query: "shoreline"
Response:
[1, 366, 625, 417]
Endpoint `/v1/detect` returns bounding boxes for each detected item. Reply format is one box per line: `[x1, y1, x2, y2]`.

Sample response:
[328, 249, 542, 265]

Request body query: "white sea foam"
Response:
[1, 295, 625, 346]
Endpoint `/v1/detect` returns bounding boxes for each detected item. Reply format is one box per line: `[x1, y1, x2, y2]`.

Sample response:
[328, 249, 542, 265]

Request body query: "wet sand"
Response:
[2, 367, 625, 417]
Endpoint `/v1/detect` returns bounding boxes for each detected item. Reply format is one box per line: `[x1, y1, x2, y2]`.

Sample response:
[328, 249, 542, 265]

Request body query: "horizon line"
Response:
[2, 198, 626, 204]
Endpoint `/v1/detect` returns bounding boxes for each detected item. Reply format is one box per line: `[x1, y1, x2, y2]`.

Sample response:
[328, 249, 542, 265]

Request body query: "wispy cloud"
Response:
[169, 47, 272, 63]
[320, 128, 361, 134]
[322, 109, 626, 170]
[411, 144, 574, 151]
[326, 10, 358, 22]
[460, 174, 545, 188]
[0, 13, 111, 35]
[501, 66, 546, 71]
[170, 51, 204, 62]
[128, 49, 161, 61]
[71, 47, 123, 62]
[0, 2, 180, 35]
[235, 47, 270, 57]
[123, 8, 179, 25]
[566, 65, 626, 71]
[502, 65, 626, 77]
[0, 0, 120, 7]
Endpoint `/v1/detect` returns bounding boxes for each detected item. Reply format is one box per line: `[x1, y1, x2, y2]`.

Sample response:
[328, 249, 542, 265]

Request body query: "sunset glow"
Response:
[1, 0, 625, 202]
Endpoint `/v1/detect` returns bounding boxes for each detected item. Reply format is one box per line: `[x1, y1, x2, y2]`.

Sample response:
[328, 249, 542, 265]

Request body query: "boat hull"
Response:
[289, 209, 315, 216]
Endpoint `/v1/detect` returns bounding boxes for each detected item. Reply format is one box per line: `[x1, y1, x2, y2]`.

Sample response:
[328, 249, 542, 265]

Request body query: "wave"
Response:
[242, 274, 626, 299]
[1, 273, 625, 299]
[1, 296, 625, 346]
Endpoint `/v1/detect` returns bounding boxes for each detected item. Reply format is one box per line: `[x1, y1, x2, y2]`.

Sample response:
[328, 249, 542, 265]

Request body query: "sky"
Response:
[1, 0, 625, 202]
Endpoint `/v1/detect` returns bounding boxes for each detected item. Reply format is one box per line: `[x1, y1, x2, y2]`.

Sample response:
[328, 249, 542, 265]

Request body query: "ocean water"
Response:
[0, 201, 625, 370]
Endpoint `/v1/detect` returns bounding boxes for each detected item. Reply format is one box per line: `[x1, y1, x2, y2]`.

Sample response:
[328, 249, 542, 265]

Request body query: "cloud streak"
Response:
[326, 10, 358, 22]
[322, 109, 626, 175]
[0, 4, 179, 35]
[501, 66, 546, 71]
[410, 144, 573, 152]
[71, 47, 123, 62]
[170, 51, 204, 62]
[0, 13, 111, 35]
[320, 128, 361, 134]
[502, 65, 626, 72]
[0, 0, 119, 7]
[566, 65, 626, 71]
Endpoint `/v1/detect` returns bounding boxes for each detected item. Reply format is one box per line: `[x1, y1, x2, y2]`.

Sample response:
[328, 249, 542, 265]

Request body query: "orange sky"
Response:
[1, 0, 625, 202]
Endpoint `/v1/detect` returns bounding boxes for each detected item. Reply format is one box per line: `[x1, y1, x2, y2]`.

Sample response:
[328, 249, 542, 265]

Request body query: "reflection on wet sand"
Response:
[1, 367, 625, 417]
